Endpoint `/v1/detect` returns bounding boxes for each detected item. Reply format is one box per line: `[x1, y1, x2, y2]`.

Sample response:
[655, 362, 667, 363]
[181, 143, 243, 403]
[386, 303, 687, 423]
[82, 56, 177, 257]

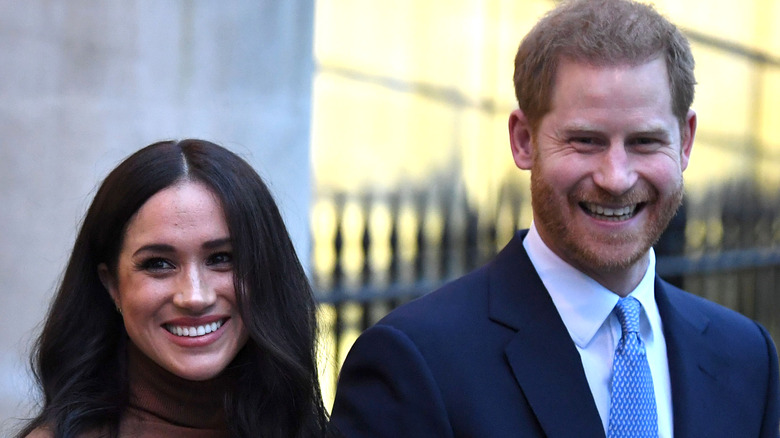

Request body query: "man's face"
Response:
[517, 57, 695, 291]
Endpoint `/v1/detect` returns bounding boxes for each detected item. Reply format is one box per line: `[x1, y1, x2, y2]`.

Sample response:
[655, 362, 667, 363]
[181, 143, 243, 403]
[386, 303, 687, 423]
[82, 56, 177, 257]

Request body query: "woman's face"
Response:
[100, 180, 249, 381]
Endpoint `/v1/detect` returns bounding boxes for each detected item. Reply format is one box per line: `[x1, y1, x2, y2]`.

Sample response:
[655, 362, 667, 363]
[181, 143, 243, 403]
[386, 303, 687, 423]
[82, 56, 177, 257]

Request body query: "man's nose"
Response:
[592, 144, 638, 196]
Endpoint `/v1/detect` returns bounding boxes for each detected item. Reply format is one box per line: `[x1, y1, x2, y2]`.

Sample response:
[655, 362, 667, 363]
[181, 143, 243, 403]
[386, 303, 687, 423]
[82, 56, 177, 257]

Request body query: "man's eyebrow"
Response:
[629, 128, 671, 138]
[555, 125, 673, 138]
[554, 126, 605, 139]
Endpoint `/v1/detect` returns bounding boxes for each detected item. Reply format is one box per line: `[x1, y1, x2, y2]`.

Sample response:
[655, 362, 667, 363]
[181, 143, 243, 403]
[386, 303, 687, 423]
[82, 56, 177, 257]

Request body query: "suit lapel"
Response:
[488, 232, 725, 437]
[655, 280, 719, 437]
[489, 232, 605, 438]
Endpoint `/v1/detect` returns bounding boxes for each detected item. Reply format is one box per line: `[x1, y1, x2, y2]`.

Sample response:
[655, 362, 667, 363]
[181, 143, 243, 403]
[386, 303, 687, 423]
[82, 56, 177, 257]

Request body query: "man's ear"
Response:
[680, 109, 696, 172]
[98, 263, 119, 305]
[509, 109, 534, 170]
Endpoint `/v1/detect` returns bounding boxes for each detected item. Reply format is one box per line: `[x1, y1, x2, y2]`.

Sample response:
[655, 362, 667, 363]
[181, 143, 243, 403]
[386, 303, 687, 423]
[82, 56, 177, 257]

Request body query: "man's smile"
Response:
[580, 202, 643, 221]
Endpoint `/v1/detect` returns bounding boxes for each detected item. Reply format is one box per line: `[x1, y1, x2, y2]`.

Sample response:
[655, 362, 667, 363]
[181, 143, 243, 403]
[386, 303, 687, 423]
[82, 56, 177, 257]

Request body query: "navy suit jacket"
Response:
[331, 230, 780, 437]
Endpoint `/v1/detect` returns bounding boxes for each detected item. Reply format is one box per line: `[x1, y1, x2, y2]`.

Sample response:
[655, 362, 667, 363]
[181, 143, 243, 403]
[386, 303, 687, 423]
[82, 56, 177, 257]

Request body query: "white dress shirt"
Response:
[523, 223, 673, 437]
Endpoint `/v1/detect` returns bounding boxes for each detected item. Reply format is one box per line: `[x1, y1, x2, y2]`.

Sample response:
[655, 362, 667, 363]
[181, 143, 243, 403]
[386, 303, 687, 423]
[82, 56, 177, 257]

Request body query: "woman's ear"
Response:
[98, 263, 119, 306]
[509, 109, 534, 170]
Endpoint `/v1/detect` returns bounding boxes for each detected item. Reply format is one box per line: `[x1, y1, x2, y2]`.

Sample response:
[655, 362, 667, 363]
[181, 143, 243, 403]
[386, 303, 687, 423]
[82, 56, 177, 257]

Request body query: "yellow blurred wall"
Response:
[311, 0, 780, 409]
[312, 0, 780, 195]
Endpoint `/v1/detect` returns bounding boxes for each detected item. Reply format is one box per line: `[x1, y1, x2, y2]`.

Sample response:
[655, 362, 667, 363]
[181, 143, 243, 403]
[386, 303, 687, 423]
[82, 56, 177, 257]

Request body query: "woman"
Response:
[17, 140, 330, 437]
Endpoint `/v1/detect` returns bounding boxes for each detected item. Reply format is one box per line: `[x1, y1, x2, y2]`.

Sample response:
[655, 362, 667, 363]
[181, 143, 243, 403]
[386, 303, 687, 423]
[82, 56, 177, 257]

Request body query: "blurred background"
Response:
[309, 0, 780, 408]
[1, 0, 778, 431]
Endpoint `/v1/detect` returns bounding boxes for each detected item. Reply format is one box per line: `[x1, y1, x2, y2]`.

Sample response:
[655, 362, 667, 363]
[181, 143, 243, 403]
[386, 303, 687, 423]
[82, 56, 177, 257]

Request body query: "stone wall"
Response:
[0, 1, 314, 432]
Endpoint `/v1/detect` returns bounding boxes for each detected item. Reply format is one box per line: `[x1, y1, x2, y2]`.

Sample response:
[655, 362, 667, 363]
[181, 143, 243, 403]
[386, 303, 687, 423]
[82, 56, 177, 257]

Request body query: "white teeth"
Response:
[165, 320, 223, 337]
[584, 203, 636, 220]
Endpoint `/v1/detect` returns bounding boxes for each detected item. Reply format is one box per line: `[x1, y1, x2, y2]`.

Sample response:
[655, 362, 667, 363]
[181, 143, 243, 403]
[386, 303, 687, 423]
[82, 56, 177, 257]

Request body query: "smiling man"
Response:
[330, 0, 780, 437]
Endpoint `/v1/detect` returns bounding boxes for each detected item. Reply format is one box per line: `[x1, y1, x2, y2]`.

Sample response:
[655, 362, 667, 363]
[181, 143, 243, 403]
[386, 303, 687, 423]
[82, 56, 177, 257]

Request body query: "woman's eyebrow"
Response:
[132, 243, 175, 257]
[203, 237, 232, 250]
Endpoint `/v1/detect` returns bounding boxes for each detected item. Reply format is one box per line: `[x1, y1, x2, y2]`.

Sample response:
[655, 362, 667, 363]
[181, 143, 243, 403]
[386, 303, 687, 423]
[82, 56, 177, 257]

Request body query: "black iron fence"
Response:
[312, 180, 780, 388]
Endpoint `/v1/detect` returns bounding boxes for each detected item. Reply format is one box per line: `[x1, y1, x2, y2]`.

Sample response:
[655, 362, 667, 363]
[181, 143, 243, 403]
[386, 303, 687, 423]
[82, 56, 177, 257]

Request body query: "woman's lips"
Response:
[162, 316, 228, 338]
[165, 319, 225, 337]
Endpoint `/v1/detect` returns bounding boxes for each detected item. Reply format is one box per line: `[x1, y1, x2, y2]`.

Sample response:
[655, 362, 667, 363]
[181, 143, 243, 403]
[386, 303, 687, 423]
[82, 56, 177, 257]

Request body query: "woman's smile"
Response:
[100, 180, 249, 381]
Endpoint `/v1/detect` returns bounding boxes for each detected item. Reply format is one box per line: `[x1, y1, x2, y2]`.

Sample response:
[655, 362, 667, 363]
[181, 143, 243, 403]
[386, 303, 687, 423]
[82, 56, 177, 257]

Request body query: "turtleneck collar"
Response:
[124, 341, 233, 435]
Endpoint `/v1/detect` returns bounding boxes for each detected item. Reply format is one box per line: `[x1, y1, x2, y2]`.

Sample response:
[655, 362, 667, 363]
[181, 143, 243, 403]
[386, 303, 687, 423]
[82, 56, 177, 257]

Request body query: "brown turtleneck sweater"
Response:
[26, 344, 234, 438]
[119, 342, 232, 437]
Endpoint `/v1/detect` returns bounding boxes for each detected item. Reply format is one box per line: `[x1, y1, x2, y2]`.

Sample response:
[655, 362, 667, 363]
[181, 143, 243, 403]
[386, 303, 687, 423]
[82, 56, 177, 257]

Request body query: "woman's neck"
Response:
[125, 342, 233, 431]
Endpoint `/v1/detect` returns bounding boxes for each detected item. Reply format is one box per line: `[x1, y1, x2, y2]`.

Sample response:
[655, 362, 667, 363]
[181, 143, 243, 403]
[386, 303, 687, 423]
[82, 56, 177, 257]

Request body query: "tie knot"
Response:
[614, 297, 641, 334]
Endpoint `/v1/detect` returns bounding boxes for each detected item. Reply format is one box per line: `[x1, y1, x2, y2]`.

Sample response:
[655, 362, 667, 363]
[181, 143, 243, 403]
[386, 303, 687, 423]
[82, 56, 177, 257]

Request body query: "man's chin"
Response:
[570, 238, 651, 273]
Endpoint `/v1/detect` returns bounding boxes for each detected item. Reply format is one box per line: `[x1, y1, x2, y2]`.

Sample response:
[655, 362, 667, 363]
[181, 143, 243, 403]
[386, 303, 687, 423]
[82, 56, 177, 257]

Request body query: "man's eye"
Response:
[569, 137, 608, 151]
[570, 136, 608, 147]
[572, 137, 595, 144]
[634, 138, 657, 145]
[629, 138, 663, 151]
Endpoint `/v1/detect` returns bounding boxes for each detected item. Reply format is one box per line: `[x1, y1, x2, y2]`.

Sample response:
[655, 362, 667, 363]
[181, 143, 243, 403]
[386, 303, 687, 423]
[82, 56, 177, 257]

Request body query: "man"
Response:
[330, 0, 780, 436]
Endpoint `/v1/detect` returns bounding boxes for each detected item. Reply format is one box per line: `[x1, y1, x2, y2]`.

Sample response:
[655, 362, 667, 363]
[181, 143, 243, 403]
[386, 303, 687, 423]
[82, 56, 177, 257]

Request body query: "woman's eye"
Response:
[207, 252, 233, 267]
[138, 258, 174, 272]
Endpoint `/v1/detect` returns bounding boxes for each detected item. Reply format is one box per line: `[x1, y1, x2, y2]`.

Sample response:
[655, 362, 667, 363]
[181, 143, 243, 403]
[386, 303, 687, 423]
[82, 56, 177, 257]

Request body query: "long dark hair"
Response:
[17, 139, 329, 437]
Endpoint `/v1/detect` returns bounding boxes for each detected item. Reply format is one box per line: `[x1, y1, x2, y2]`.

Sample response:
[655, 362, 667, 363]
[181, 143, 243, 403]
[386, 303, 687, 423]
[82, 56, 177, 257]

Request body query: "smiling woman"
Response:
[15, 140, 330, 438]
[98, 180, 249, 383]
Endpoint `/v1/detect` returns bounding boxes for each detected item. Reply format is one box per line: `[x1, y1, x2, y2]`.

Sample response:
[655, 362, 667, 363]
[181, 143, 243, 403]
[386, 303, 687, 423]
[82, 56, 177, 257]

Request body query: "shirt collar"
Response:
[523, 223, 659, 348]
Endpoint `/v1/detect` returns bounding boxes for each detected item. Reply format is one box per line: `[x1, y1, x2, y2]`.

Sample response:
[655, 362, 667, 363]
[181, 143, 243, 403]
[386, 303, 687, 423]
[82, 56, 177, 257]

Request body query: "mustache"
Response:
[569, 184, 657, 206]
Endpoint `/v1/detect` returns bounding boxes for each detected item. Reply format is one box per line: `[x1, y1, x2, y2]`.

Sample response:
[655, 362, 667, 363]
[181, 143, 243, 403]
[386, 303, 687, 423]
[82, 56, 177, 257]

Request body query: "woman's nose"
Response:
[173, 266, 217, 312]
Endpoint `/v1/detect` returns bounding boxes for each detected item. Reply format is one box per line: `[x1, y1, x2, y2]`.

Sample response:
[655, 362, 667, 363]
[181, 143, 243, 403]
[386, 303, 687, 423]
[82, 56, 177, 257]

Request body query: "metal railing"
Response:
[313, 181, 780, 383]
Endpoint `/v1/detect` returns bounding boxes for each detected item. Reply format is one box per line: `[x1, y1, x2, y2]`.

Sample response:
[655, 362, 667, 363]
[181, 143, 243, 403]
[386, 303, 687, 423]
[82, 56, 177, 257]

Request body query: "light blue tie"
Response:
[608, 297, 658, 438]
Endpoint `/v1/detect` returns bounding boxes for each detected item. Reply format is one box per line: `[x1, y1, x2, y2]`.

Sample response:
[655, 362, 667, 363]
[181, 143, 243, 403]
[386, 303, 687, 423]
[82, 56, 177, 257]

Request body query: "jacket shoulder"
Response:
[378, 264, 492, 333]
[660, 278, 766, 331]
